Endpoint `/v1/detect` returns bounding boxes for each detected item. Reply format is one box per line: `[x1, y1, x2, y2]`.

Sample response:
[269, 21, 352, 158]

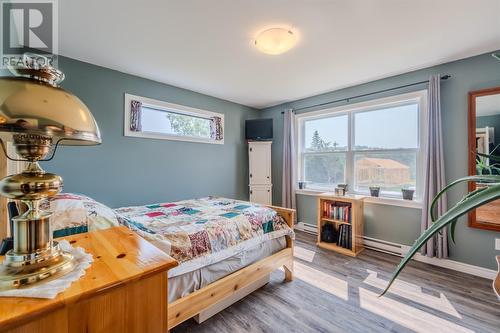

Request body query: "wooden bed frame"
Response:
[167, 205, 295, 330]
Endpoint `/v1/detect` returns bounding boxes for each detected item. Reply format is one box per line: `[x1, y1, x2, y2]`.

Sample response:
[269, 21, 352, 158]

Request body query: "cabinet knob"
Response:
[249, 148, 253, 152]
[267, 176, 270, 179]
[267, 190, 270, 192]
[250, 190, 253, 194]
[250, 173, 253, 178]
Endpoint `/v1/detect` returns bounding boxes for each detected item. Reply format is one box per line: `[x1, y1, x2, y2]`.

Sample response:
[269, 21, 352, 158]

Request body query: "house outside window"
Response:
[296, 90, 427, 200]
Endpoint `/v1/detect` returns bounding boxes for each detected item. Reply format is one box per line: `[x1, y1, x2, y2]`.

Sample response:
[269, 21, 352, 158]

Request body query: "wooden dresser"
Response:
[0, 226, 178, 333]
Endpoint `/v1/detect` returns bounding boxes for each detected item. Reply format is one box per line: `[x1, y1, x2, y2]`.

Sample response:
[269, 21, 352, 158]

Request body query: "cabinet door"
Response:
[249, 186, 272, 205]
[249, 143, 271, 184]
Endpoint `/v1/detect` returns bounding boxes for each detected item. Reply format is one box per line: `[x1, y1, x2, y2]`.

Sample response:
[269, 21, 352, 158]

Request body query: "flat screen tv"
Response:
[245, 118, 273, 141]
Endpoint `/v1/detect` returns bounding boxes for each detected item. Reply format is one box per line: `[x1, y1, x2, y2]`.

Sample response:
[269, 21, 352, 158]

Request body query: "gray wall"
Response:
[43, 57, 257, 208]
[261, 51, 500, 270]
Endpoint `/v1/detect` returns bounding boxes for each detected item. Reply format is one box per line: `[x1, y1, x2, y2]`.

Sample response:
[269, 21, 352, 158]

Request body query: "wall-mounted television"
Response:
[245, 118, 273, 141]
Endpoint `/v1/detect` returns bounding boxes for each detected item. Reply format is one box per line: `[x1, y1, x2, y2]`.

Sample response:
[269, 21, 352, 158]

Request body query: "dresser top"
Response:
[0, 226, 178, 330]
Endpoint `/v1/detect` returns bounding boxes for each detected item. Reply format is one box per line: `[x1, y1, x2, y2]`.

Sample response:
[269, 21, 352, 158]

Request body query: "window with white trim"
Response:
[124, 94, 224, 144]
[297, 90, 427, 199]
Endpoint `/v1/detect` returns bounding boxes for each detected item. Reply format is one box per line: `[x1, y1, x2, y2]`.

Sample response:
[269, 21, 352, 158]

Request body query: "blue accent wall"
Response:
[43, 57, 258, 208]
[261, 51, 500, 270]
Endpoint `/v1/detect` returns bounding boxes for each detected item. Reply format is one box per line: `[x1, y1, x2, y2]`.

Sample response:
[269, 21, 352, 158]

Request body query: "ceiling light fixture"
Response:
[254, 28, 297, 55]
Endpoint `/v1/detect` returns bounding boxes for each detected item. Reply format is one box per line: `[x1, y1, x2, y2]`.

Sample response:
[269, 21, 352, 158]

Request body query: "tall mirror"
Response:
[468, 87, 500, 231]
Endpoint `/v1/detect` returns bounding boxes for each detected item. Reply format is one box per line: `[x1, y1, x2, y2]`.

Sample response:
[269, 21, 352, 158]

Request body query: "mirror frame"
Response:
[468, 86, 500, 231]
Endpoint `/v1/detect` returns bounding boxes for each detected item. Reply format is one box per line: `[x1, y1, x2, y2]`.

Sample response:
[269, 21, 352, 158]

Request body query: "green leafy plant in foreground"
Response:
[476, 144, 500, 175]
[381, 151, 500, 296]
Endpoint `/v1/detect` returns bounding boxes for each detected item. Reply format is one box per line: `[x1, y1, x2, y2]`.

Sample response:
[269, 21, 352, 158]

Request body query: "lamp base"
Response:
[0, 241, 75, 290]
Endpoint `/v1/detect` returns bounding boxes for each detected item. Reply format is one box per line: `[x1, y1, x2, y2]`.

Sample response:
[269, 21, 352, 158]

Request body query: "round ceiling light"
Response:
[254, 28, 297, 55]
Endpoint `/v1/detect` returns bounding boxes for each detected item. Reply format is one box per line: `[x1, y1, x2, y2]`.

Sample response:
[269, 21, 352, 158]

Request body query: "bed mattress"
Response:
[168, 236, 286, 302]
[115, 197, 294, 276]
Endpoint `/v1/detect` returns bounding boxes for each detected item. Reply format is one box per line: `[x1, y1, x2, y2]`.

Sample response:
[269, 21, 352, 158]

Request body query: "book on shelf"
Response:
[336, 225, 341, 246]
[322, 201, 352, 223]
[347, 226, 352, 250]
[336, 224, 352, 250]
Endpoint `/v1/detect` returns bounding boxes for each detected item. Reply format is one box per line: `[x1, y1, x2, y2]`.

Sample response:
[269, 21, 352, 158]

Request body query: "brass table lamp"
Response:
[0, 55, 101, 289]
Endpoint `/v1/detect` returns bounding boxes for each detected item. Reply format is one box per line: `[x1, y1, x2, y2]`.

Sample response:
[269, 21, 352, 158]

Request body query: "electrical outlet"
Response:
[495, 238, 500, 251]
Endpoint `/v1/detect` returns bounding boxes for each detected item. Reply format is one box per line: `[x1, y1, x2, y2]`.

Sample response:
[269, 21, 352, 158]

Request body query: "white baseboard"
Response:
[295, 222, 496, 280]
[410, 251, 496, 280]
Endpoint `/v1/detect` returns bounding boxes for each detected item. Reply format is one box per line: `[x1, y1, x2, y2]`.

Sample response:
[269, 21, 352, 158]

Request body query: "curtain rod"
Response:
[281, 74, 451, 114]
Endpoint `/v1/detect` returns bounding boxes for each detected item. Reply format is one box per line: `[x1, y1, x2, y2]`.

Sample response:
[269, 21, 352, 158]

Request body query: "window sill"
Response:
[363, 196, 422, 209]
[295, 189, 422, 209]
[124, 130, 224, 145]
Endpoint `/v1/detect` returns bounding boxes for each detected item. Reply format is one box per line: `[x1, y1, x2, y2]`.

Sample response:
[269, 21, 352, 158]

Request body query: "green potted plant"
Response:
[382, 150, 500, 296]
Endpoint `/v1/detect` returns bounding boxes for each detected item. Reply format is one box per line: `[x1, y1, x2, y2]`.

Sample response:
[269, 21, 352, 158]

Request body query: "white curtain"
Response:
[282, 109, 296, 209]
[421, 75, 448, 258]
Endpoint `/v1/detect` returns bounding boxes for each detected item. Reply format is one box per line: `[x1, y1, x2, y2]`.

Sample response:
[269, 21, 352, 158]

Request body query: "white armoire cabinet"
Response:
[248, 141, 272, 205]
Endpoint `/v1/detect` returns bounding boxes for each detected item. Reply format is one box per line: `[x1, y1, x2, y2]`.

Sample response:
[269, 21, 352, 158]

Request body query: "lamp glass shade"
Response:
[0, 77, 101, 146]
[254, 28, 297, 55]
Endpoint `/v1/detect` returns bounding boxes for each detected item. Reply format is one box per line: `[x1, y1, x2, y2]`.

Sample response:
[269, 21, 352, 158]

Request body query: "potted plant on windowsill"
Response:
[401, 186, 415, 200]
[381, 150, 500, 296]
[369, 185, 381, 197]
[297, 180, 308, 190]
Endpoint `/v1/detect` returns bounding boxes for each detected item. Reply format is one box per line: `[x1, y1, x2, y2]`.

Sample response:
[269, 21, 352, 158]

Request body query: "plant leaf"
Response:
[380, 184, 500, 296]
[477, 152, 500, 162]
[450, 219, 458, 243]
[448, 187, 486, 243]
[429, 175, 500, 222]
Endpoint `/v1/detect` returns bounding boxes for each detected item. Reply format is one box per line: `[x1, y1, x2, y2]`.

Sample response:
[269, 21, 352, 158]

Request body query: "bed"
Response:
[46, 194, 295, 330]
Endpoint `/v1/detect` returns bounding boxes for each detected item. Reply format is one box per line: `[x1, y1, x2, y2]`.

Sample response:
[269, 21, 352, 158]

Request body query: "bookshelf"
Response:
[317, 195, 364, 257]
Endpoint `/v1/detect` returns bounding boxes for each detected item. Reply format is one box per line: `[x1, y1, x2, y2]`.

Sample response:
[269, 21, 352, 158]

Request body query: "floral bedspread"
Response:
[114, 197, 294, 276]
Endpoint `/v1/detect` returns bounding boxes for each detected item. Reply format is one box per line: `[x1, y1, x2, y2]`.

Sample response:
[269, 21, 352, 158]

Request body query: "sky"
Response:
[305, 103, 419, 150]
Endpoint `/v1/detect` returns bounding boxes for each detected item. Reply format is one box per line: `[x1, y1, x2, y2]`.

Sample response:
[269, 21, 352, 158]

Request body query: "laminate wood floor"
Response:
[173, 231, 500, 333]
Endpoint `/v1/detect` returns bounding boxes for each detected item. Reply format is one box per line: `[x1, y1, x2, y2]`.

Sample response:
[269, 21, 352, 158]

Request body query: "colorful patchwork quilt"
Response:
[114, 197, 294, 277]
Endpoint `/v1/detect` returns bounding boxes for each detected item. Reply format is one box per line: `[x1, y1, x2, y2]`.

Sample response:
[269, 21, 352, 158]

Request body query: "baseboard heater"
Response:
[295, 222, 405, 256]
[294, 222, 317, 234]
[362, 236, 405, 257]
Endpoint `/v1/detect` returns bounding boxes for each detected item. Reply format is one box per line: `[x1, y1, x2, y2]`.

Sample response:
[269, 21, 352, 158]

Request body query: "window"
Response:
[297, 91, 427, 199]
[303, 115, 348, 188]
[124, 94, 224, 144]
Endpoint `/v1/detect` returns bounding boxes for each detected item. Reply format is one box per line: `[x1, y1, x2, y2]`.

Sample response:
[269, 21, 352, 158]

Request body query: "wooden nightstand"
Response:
[0, 226, 178, 333]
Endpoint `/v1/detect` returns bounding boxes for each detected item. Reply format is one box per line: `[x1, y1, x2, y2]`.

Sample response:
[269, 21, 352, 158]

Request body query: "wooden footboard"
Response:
[167, 205, 295, 329]
[266, 205, 295, 281]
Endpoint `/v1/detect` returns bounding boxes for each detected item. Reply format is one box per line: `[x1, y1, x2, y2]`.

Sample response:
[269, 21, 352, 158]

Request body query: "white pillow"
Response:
[38, 193, 120, 237]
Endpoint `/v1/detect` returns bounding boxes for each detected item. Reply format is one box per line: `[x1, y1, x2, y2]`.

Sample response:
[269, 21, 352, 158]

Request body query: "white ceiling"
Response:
[59, 0, 500, 109]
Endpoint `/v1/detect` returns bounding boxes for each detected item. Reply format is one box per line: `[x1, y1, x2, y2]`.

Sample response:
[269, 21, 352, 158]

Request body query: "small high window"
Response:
[124, 94, 224, 144]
